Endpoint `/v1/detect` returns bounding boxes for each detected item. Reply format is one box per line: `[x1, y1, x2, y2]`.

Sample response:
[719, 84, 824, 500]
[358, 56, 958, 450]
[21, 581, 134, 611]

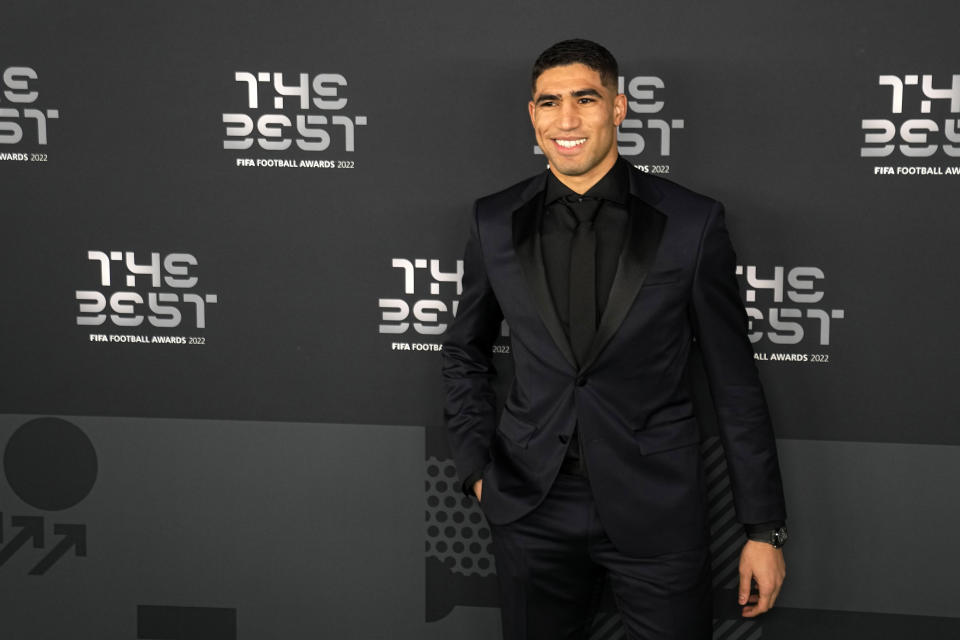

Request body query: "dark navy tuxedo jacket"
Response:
[442, 161, 786, 556]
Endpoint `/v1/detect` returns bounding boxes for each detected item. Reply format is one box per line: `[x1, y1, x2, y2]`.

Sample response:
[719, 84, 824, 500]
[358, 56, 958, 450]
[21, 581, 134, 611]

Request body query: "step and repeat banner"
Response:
[2, 1, 959, 638]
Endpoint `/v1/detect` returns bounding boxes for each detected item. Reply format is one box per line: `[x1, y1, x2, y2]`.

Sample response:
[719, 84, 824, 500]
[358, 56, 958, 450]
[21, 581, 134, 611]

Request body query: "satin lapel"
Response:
[579, 194, 666, 372]
[512, 190, 578, 370]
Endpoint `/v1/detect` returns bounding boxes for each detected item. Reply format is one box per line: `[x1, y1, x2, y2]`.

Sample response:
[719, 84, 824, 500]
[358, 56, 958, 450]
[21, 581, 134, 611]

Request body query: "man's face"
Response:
[528, 63, 626, 187]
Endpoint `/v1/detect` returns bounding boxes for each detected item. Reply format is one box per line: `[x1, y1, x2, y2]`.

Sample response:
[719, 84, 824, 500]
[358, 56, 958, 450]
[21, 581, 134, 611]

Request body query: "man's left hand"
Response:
[737, 540, 786, 618]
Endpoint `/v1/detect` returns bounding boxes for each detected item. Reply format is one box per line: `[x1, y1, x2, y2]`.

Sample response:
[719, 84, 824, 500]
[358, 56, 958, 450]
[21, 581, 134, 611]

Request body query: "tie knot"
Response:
[563, 195, 599, 225]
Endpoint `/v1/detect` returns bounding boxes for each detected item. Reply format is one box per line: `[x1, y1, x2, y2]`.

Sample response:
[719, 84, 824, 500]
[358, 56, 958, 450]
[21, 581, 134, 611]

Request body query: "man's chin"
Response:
[546, 158, 590, 178]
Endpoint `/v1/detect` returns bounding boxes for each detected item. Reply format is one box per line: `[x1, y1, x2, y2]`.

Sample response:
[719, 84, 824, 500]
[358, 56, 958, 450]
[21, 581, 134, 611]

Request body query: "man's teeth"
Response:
[555, 138, 586, 148]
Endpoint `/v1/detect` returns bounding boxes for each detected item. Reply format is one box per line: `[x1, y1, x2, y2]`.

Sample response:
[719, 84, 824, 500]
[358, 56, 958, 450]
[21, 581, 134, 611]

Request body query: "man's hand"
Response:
[473, 479, 483, 502]
[737, 540, 786, 617]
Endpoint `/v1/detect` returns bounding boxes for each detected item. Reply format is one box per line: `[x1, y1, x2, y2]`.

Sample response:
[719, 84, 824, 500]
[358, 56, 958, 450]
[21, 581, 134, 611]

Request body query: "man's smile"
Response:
[554, 138, 587, 149]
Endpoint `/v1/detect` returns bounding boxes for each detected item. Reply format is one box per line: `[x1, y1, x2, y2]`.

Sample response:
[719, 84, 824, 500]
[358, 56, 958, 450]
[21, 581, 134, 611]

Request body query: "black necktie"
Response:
[564, 195, 601, 365]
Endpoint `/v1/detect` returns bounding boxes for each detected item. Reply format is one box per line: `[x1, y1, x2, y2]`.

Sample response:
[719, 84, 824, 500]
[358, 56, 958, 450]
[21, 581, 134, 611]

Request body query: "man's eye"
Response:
[578, 97, 595, 104]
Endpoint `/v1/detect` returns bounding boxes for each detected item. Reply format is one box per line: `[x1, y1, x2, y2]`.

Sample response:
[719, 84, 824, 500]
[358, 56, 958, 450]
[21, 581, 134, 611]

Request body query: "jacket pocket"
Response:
[634, 416, 700, 455]
[496, 408, 538, 448]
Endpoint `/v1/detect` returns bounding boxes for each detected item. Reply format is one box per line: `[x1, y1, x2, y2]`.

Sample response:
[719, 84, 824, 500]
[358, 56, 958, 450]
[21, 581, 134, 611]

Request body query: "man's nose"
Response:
[558, 101, 580, 129]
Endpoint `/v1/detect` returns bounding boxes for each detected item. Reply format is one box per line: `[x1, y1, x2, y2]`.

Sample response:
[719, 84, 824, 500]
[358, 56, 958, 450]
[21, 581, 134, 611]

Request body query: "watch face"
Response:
[772, 528, 788, 548]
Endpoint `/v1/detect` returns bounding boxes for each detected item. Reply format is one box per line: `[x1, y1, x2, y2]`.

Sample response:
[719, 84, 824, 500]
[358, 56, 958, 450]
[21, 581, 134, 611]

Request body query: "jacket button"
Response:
[558, 434, 569, 444]
[576, 376, 588, 387]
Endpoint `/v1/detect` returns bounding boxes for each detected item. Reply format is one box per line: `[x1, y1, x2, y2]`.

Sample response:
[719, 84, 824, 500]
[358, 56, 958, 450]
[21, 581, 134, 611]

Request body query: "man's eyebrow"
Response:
[533, 88, 603, 104]
[534, 92, 561, 105]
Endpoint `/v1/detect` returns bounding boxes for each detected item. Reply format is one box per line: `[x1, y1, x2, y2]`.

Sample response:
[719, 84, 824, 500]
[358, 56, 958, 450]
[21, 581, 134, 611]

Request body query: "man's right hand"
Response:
[473, 479, 483, 502]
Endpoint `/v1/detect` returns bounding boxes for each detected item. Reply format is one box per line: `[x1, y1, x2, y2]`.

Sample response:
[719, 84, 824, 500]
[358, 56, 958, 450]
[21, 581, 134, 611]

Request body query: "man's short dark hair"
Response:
[531, 39, 619, 94]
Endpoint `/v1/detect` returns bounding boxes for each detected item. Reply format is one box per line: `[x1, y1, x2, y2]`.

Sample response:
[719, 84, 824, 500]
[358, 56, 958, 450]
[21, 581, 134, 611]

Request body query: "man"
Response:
[442, 39, 786, 639]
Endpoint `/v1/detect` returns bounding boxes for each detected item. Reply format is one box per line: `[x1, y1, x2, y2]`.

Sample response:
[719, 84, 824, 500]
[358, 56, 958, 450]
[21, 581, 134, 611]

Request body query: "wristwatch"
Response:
[748, 526, 788, 548]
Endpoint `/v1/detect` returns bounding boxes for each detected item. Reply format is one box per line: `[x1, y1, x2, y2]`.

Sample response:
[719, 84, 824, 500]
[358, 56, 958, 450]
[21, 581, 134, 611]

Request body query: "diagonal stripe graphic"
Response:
[708, 482, 733, 508]
[713, 619, 736, 637]
[710, 540, 743, 573]
[709, 521, 743, 554]
[589, 613, 625, 640]
[707, 477, 731, 500]
[704, 453, 729, 478]
[743, 627, 763, 640]
[713, 535, 746, 573]
[708, 503, 737, 530]
[721, 620, 758, 640]
[702, 442, 725, 468]
[703, 440, 722, 452]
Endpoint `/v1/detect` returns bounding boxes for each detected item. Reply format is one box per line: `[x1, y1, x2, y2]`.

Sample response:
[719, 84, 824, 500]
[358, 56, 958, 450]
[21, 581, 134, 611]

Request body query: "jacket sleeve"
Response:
[441, 204, 504, 495]
[689, 202, 787, 524]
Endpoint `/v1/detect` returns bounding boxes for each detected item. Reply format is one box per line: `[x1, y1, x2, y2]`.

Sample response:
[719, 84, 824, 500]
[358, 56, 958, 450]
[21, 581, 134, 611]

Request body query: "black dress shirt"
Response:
[541, 160, 630, 336]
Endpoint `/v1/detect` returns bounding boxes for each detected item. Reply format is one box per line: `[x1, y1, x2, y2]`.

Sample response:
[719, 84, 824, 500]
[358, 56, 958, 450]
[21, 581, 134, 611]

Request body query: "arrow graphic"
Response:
[30, 523, 86, 575]
[0, 516, 44, 568]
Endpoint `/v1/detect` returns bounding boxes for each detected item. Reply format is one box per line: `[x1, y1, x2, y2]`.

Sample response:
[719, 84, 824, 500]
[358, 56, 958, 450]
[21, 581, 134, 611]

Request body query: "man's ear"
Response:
[613, 93, 627, 126]
[528, 100, 536, 127]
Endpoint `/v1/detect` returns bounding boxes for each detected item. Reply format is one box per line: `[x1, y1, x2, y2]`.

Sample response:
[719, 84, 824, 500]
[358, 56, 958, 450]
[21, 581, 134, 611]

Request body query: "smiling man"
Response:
[443, 39, 787, 639]
[528, 62, 624, 189]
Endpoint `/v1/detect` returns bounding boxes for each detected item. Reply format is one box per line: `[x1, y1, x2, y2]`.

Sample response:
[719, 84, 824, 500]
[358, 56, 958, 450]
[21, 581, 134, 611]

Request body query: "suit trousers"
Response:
[489, 473, 712, 640]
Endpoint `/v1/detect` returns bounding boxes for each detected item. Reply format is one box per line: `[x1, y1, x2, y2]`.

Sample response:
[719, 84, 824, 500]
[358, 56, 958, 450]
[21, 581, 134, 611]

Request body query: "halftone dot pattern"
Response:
[424, 457, 495, 577]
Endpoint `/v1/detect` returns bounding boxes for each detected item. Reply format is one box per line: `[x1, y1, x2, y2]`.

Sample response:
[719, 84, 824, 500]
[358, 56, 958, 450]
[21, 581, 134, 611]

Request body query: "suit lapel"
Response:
[579, 171, 666, 372]
[512, 175, 578, 369]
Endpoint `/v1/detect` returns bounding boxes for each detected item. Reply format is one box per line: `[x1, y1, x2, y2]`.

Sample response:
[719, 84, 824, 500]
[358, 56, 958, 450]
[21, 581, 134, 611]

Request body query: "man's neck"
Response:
[549, 154, 619, 195]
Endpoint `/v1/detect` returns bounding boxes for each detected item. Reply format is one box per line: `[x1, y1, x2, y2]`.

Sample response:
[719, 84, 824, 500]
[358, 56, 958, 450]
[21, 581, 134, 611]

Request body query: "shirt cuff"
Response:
[743, 520, 785, 537]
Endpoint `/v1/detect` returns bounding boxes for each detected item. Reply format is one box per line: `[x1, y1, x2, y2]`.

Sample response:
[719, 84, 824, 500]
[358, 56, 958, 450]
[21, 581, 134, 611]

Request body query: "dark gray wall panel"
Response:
[0, 415, 424, 639]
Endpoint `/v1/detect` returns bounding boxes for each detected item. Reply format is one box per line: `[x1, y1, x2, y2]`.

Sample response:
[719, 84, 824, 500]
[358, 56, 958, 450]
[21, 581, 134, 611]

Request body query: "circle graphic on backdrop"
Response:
[3, 417, 98, 510]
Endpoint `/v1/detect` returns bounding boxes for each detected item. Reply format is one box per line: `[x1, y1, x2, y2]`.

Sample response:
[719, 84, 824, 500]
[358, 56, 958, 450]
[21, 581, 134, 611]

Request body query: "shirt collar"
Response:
[544, 157, 630, 206]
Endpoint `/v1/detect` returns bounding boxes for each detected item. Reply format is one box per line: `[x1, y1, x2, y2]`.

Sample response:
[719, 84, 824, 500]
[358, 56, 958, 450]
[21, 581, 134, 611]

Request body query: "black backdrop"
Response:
[2, 2, 959, 638]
